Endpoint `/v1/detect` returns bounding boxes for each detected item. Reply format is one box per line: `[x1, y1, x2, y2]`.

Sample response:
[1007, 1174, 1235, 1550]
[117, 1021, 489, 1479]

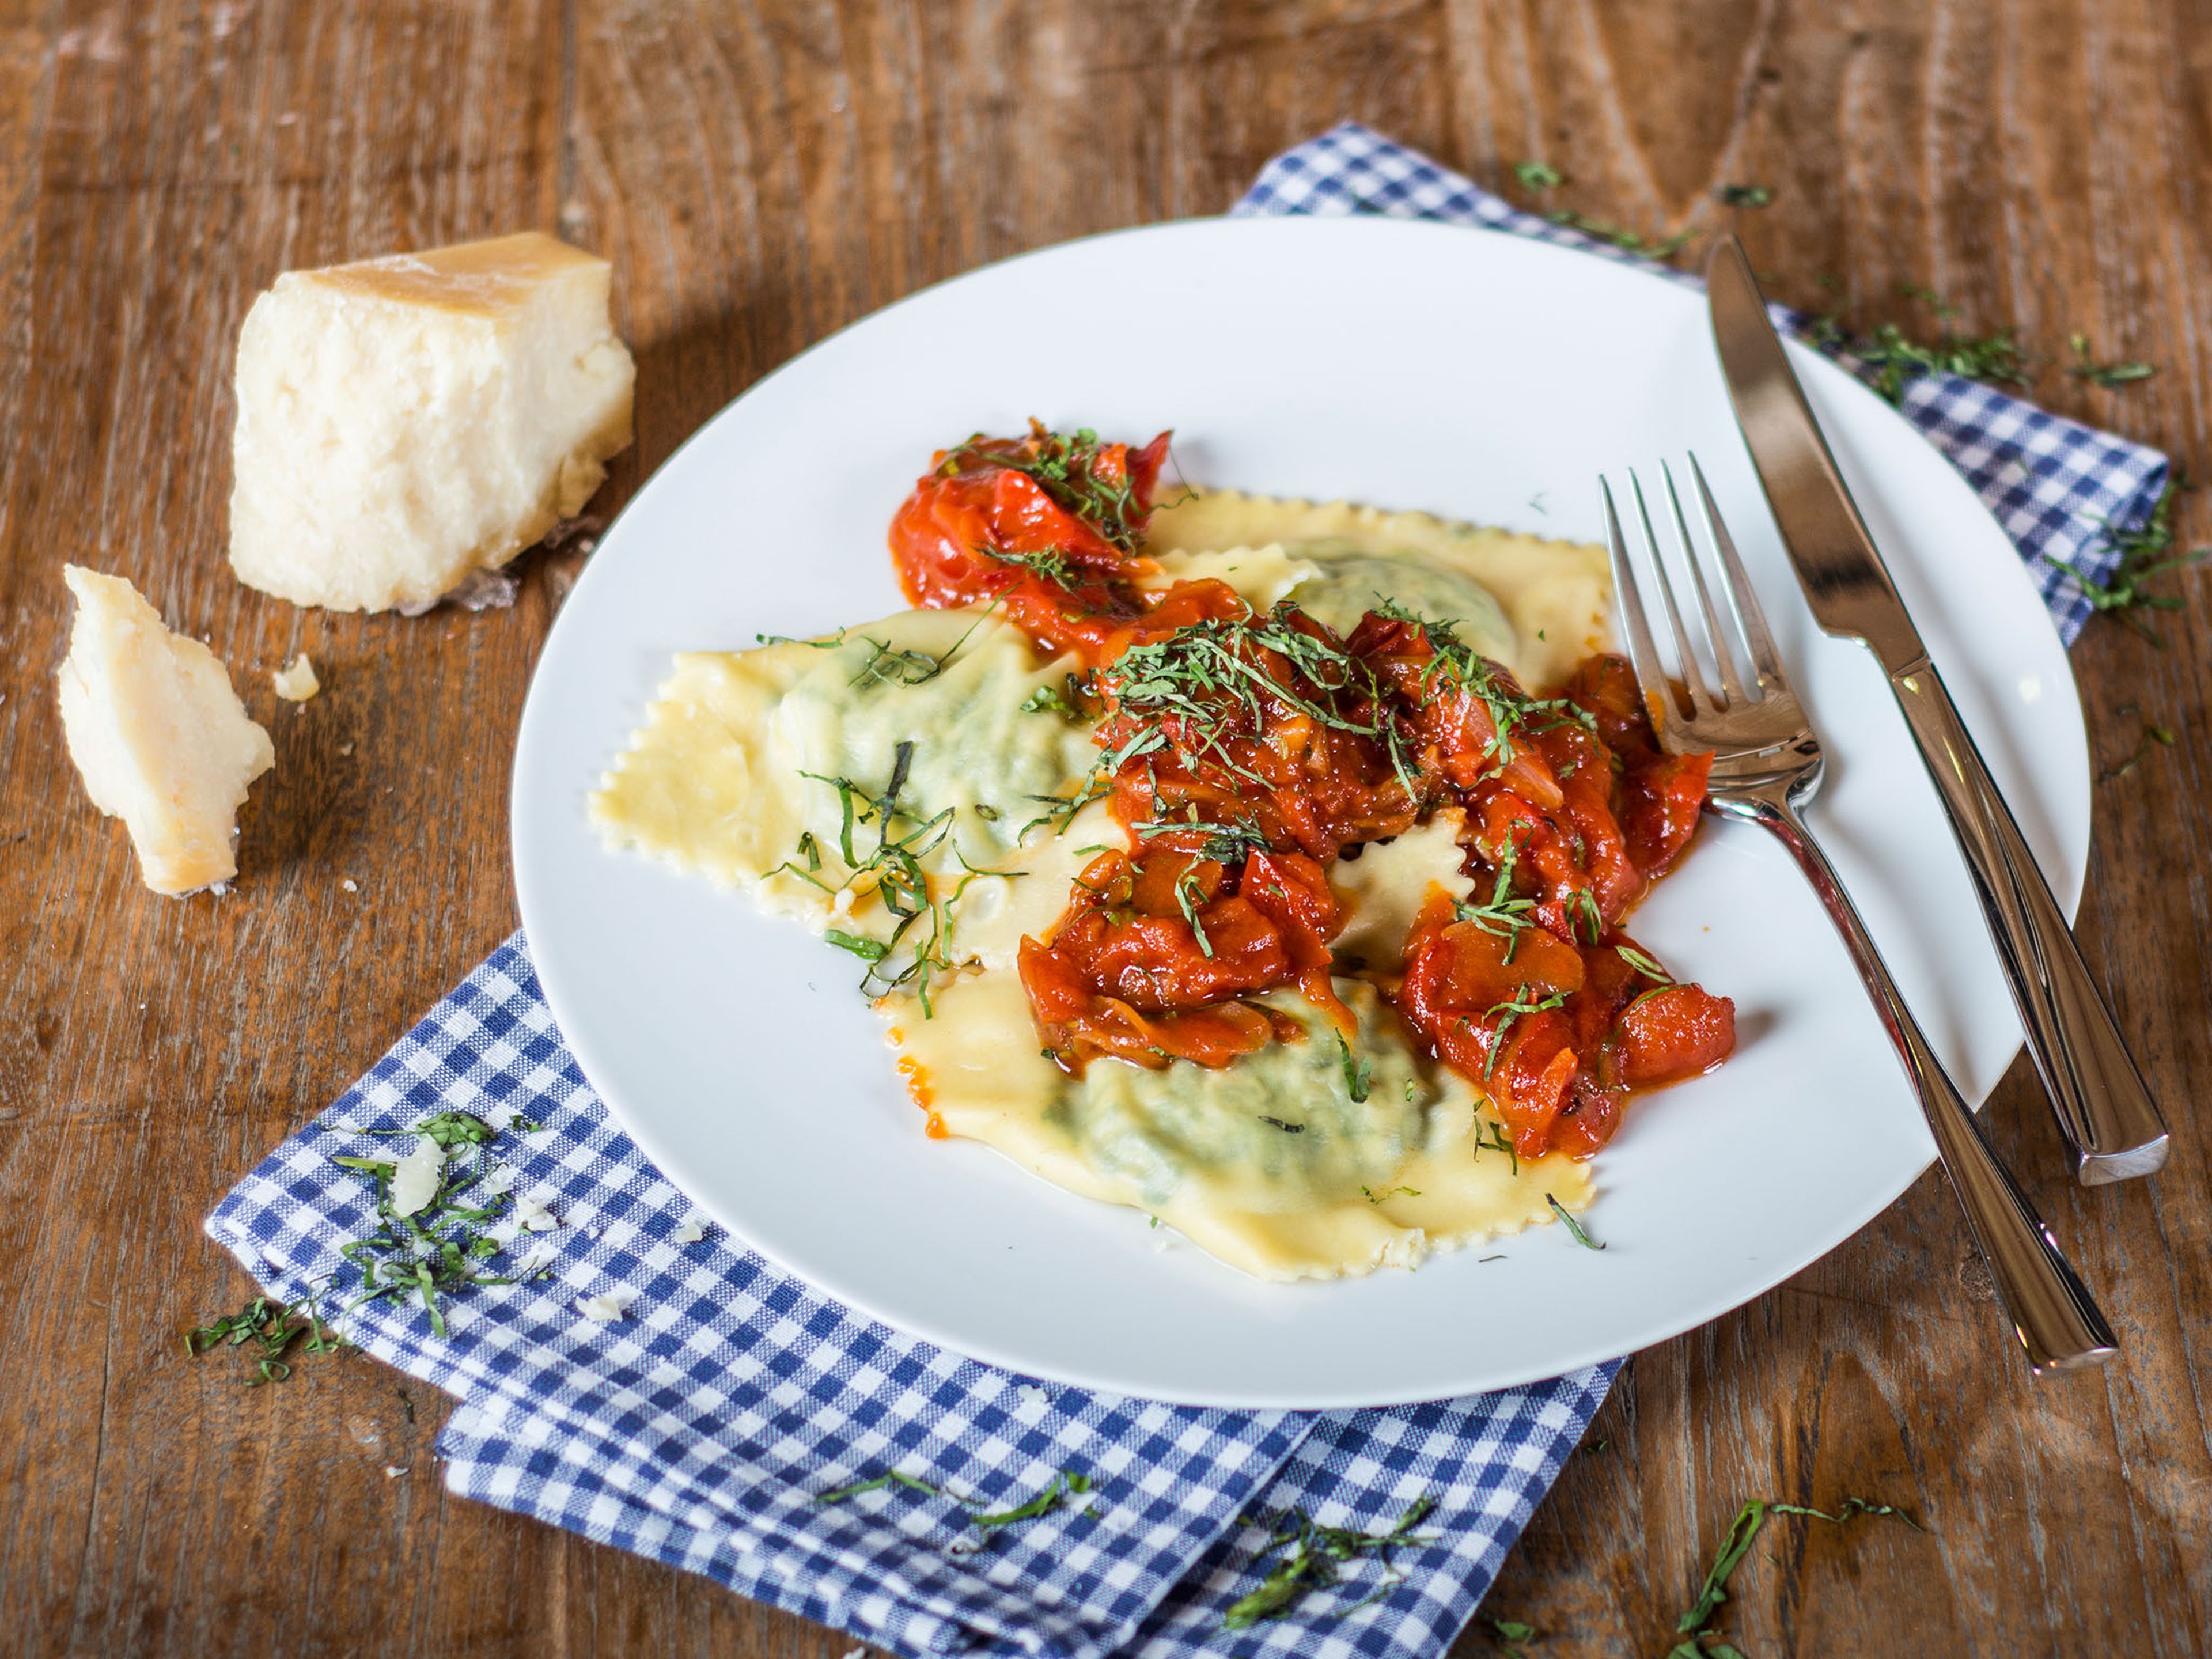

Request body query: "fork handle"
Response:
[1888, 660, 2169, 1184]
[1715, 790, 2119, 1376]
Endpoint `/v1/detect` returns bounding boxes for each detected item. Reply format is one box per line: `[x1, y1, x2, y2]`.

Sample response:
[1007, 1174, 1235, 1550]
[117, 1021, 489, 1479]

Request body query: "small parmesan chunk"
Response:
[56, 566, 275, 896]
[672, 1216, 706, 1244]
[514, 1194, 559, 1233]
[271, 653, 320, 700]
[575, 1292, 631, 1323]
[229, 232, 635, 613]
[388, 1137, 445, 1217]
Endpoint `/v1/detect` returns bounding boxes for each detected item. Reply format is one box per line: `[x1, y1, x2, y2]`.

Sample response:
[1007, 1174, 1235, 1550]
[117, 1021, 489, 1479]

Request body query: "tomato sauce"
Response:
[887, 426, 1735, 1159]
[888, 422, 1175, 665]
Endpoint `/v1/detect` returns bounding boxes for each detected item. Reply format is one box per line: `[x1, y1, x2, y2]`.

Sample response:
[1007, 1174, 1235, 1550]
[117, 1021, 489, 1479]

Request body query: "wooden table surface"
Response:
[5, 1, 2210, 1653]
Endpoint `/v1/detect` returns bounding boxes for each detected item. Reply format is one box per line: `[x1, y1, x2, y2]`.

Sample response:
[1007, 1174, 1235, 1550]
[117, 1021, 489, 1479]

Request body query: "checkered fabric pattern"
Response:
[209, 126, 2164, 1659]
[210, 937, 1615, 1659]
[1236, 123, 2169, 643]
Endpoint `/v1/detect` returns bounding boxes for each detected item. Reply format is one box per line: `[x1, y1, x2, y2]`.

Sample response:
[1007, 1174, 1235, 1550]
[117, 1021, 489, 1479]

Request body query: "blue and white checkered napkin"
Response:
[211, 938, 1609, 1659]
[209, 128, 2169, 1658]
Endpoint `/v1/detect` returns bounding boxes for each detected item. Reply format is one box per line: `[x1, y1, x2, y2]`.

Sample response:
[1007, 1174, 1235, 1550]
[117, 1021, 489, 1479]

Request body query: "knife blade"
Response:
[1705, 232, 2169, 1184]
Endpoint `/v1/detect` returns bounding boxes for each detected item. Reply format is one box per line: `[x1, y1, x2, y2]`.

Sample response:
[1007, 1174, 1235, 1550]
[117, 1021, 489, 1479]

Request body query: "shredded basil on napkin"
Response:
[1221, 1493, 1436, 1628]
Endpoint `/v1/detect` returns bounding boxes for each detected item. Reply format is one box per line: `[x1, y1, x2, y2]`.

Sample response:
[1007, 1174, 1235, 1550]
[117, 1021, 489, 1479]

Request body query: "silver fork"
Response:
[1603, 456, 2118, 1377]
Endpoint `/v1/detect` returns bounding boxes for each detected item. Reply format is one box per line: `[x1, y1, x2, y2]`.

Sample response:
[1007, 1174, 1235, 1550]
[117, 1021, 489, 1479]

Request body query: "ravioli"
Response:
[1139, 538, 1518, 675]
[1140, 543, 1319, 608]
[1146, 491, 1608, 688]
[882, 972, 1589, 1282]
[589, 606, 1104, 965]
[593, 486, 1620, 1282]
[1328, 808, 1477, 977]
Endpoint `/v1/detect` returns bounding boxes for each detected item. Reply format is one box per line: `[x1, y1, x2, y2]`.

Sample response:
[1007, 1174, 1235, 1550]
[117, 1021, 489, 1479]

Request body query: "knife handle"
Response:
[1888, 661, 2169, 1184]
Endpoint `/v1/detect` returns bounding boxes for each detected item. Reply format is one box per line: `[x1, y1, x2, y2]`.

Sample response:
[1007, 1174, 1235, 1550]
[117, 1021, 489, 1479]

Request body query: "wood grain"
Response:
[1, 1, 2207, 1653]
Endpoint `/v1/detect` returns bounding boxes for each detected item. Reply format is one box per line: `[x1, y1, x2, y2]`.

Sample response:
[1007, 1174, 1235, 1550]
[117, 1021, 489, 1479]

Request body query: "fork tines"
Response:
[1600, 454, 1806, 758]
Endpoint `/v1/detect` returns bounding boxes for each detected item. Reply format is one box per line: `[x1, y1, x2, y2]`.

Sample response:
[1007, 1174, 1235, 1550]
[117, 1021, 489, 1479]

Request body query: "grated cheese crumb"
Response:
[272, 653, 321, 701]
[575, 1292, 631, 1323]
[672, 1215, 706, 1244]
[388, 1137, 445, 1218]
[341, 877, 359, 893]
[515, 1194, 559, 1233]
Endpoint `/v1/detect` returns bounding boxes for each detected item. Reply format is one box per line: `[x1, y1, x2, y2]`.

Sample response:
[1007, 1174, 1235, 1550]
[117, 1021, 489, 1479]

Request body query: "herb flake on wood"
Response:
[1669, 1496, 1923, 1656]
[2099, 719, 2178, 782]
[1546, 209, 1695, 260]
[2066, 332, 2156, 388]
[1510, 161, 1698, 257]
[186, 1292, 348, 1385]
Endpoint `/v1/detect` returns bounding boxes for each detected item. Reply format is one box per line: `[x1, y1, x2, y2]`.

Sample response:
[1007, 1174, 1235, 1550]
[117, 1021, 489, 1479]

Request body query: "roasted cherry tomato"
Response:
[888, 425, 1173, 662]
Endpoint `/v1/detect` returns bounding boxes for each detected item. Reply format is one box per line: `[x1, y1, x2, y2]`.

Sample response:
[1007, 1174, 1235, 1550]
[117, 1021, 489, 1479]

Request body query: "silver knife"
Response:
[1705, 233, 2169, 1185]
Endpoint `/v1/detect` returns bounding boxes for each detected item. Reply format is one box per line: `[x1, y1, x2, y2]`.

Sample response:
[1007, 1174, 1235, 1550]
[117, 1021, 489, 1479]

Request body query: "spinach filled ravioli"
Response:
[591, 425, 1736, 1281]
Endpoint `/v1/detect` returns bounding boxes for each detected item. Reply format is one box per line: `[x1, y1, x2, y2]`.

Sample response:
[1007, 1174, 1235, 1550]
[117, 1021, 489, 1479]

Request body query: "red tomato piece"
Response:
[1018, 845, 1319, 1070]
[1616, 983, 1737, 1085]
[886, 425, 1175, 662]
[1238, 847, 1351, 1027]
[1493, 1011, 1581, 1158]
[1620, 751, 1714, 880]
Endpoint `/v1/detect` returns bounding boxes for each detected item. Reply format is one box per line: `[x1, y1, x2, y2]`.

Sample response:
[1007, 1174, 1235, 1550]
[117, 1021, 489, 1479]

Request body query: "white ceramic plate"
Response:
[512, 216, 2084, 1408]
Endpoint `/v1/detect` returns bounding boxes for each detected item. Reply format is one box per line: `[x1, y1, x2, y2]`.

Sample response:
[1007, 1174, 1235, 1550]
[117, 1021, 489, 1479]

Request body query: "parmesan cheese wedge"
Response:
[55, 566, 275, 896]
[228, 232, 635, 613]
